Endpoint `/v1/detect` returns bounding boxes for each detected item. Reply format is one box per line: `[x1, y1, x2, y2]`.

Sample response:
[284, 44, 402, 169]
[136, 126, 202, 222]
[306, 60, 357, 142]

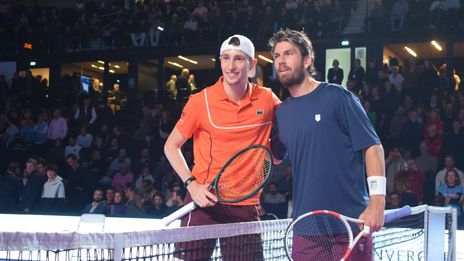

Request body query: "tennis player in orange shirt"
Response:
[164, 34, 280, 260]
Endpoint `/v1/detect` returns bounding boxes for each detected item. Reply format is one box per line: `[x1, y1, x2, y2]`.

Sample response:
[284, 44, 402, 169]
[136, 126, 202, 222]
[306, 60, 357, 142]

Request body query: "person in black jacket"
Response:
[0, 161, 22, 212]
[19, 158, 44, 213]
[327, 59, 344, 84]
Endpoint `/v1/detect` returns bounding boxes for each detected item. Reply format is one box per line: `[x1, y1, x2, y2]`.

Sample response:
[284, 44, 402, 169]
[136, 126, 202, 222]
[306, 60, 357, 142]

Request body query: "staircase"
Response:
[343, 0, 379, 34]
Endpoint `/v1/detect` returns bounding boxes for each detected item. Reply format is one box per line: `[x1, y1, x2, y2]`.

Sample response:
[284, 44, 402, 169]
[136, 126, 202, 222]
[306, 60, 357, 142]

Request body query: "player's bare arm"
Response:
[360, 144, 386, 233]
[164, 128, 217, 207]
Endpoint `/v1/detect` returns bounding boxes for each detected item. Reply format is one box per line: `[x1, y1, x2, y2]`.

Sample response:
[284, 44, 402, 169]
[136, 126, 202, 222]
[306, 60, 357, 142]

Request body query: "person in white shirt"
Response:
[40, 164, 65, 212]
[76, 125, 93, 149]
[64, 136, 81, 159]
[263, 182, 286, 204]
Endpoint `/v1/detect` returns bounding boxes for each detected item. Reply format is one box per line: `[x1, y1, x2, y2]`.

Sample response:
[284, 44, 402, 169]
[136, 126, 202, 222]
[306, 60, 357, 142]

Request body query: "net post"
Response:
[114, 233, 123, 261]
[448, 208, 457, 261]
[426, 207, 447, 261]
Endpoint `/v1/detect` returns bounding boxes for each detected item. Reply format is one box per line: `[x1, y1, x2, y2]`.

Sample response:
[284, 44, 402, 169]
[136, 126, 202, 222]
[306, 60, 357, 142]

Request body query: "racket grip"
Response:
[161, 202, 197, 226]
[384, 205, 411, 223]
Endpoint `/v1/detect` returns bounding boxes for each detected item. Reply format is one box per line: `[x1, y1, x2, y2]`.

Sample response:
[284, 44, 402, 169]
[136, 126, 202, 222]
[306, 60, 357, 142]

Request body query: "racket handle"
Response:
[161, 202, 197, 226]
[384, 205, 411, 223]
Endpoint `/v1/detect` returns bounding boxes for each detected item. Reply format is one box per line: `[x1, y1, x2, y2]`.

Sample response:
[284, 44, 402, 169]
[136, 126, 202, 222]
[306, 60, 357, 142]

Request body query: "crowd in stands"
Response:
[1, 0, 462, 55]
[368, 0, 463, 33]
[0, 57, 463, 226]
[0, 0, 353, 55]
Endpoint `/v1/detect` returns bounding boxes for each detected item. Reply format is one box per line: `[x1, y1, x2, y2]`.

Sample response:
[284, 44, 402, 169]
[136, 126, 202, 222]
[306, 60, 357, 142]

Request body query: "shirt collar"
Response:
[211, 76, 259, 102]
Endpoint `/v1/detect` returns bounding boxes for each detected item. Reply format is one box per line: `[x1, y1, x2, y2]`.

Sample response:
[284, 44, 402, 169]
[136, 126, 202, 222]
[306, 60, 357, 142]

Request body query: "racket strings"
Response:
[291, 214, 350, 260]
[215, 148, 271, 201]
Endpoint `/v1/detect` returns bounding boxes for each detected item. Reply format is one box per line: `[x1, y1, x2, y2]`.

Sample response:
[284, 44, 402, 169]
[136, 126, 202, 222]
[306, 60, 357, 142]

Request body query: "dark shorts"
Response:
[175, 193, 263, 261]
[291, 232, 373, 261]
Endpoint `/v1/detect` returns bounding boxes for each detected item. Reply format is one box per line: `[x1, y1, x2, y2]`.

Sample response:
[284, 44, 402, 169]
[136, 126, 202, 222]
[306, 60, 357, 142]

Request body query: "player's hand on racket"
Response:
[162, 144, 272, 226]
[358, 196, 385, 234]
[187, 181, 217, 208]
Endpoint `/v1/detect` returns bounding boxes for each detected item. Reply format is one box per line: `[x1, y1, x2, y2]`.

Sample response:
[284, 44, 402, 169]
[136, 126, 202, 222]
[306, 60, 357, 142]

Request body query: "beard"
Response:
[277, 63, 306, 89]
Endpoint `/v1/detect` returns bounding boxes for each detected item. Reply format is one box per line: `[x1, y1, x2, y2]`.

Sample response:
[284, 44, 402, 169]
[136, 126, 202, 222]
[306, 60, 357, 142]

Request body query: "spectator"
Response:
[423, 124, 443, 159]
[385, 147, 404, 194]
[112, 163, 134, 192]
[40, 164, 66, 213]
[31, 112, 49, 155]
[94, 98, 114, 129]
[124, 184, 145, 217]
[168, 188, 186, 213]
[175, 68, 190, 103]
[395, 159, 426, 203]
[148, 192, 168, 218]
[400, 110, 423, 157]
[435, 155, 464, 195]
[263, 182, 286, 204]
[110, 191, 126, 216]
[443, 120, 464, 170]
[20, 158, 44, 213]
[394, 175, 419, 206]
[109, 148, 131, 173]
[104, 188, 114, 214]
[76, 125, 93, 158]
[388, 106, 409, 144]
[424, 110, 445, 137]
[0, 161, 22, 212]
[386, 191, 403, 209]
[390, 0, 409, 31]
[135, 166, 155, 191]
[47, 109, 68, 142]
[347, 58, 365, 92]
[64, 136, 81, 160]
[388, 66, 404, 94]
[327, 59, 344, 84]
[438, 169, 463, 218]
[64, 154, 91, 213]
[82, 189, 107, 214]
[74, 96, 97, 127]
[415, 142, 438, 175]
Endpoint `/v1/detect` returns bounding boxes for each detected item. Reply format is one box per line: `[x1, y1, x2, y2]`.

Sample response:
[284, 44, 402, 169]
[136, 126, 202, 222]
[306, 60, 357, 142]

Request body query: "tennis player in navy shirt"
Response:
[269, 29, 386, 260]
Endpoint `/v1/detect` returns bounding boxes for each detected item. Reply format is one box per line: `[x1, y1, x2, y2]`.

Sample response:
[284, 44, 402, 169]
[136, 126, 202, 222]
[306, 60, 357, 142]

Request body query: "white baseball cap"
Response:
[220, 35, 255, 59]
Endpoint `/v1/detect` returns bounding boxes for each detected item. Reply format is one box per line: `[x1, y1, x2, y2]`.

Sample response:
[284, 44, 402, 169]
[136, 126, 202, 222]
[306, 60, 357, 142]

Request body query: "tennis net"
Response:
[0, 205, 457, 261]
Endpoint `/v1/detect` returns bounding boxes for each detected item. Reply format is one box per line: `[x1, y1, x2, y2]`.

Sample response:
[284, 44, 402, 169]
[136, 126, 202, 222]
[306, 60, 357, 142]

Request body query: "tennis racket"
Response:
[162, 144, 273, 226]
[285, 205, 411, 261]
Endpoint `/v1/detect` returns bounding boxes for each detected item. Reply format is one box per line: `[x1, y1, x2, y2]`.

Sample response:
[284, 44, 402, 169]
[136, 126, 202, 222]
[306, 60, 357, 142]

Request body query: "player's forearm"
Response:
[164, 128, 195, 184]
[365, 144, 386, 207]
[164, 142, 192, 182]
[365, 144, 385, 179]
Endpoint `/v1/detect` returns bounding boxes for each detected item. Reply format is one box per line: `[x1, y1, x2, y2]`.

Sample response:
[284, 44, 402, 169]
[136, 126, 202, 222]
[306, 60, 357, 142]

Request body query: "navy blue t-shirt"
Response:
[274, 83, 381, 219]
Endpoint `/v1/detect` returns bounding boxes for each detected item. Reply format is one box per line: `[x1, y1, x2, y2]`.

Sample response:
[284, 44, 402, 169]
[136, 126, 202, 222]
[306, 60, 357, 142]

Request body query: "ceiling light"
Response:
[178, 55, 198, 64]
[258, 55, 273, 63]
[157, 26, 164, 31]
[109, 69, 115, 73]
[404, 46, 417, 57]
[431, 40, 442, 51]
[211, 58, 216, 62]
[341, 40, 350, 46]
[91, 64, 98, 68]
[167, 61, 183, 68]
[98, 66, 104, 70]
[98, 60, 104, 64]
[114, 65, 120, 68]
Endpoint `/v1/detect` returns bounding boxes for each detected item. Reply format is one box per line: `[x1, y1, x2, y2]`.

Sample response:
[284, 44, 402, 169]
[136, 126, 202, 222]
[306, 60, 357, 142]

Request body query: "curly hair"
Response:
[268, 29, 317, 77]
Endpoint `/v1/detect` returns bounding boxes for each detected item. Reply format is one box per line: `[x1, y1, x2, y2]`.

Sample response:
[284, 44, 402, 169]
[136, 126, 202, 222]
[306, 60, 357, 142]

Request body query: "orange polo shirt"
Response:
[175, 77, 281, 205]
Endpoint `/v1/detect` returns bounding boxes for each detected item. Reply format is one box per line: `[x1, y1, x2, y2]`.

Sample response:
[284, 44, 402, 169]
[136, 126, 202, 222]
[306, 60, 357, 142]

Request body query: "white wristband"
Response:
[367, 176, 386, 196]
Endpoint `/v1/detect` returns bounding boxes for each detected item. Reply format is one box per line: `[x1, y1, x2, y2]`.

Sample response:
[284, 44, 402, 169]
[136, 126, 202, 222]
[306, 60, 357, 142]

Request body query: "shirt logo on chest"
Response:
[314, 114, 321, 122]
[256, 109, 264, 115]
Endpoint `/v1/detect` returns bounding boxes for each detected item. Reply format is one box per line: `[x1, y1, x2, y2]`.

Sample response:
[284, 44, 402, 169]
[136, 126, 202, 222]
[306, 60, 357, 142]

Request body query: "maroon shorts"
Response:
[175, 193, 263, 261]
[291, 232, 373, 261]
